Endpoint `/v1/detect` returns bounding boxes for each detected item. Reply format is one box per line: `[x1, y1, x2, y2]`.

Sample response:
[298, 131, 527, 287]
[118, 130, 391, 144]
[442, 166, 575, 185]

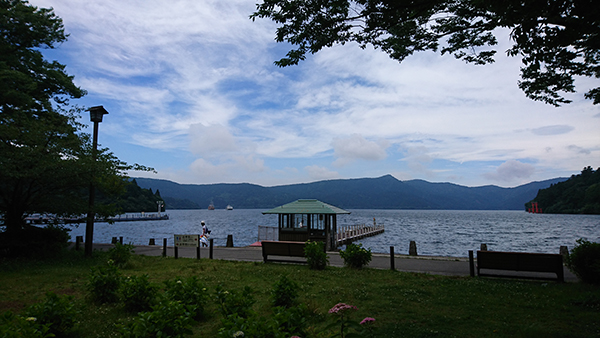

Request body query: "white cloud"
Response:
[483, 160, 536, 183]
[531, 125, 575, 136]
[305, 165, 339, 181]
[189, 124, 238, 156]
[332, 134, 389, 166]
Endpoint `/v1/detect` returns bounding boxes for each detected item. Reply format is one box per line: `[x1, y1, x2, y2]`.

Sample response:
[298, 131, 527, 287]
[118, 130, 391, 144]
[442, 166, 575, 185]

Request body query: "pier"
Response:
[336, 223, 385, 246]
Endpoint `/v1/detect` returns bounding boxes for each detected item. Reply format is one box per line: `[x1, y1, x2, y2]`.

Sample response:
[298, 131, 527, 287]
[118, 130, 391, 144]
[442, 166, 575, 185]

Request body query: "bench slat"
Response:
[262, 241, 307, 264]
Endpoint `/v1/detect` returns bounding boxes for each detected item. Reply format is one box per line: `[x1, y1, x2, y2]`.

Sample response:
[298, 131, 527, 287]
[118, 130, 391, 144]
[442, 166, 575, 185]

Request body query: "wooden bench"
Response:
[470, 250, 564, 282]
[261, 240, 307, 264]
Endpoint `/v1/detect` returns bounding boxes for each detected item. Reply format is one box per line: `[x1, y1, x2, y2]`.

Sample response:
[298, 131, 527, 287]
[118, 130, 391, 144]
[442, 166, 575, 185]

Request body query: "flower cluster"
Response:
[328, 303, 357, 314]
[360, 317, 376, 325]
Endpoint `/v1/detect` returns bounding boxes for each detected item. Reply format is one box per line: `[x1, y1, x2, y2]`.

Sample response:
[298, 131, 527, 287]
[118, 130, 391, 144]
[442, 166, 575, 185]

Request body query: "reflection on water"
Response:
[67, 209, 600, 257]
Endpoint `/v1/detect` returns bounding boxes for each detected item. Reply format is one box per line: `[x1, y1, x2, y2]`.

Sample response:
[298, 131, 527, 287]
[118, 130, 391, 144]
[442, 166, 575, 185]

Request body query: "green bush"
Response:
[163, 276, 209, 320]
[0, 311, 53, 338]
[340, 243, 372, 269]
[304, 241, 329, 270]
[214, 285, 255, 319]
[271, 304, 310, 337]
[121, 274, 158, 313]
[108, 242, 135, 267]
[25, 292, 78, 337]
[87, 262, 122, 303]
[566, 238, 600, 285]
[271, 275, 299, 308]
[120, 300, 194, 338]
[0, 225, 70, 259]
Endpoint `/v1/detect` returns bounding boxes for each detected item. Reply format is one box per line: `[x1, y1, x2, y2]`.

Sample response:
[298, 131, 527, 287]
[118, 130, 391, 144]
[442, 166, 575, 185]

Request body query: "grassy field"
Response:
[1, 250, 599, 337]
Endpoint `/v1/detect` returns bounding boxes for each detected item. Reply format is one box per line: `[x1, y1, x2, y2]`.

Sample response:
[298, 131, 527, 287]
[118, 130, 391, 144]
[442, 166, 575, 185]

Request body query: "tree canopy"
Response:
[252, 0, 600, 106]
[527, 166, 600, 214]
[0, 0, 149, 234]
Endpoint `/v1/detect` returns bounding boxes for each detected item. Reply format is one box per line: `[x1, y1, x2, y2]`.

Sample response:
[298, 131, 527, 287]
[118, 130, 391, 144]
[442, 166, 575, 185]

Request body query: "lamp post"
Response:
[85, 106, 109, 257]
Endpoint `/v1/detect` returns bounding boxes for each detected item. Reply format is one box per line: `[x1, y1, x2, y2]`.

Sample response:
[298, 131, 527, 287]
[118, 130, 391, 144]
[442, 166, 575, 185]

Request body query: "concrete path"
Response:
[88, 243, 578, 282]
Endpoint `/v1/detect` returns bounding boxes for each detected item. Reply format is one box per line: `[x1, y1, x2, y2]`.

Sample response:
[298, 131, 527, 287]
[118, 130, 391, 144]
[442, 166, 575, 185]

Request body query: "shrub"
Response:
[272, 304, 310, 337]
[108, 242, 135, 267]
[566, 238, 600, 285]
[120, 299, 194, 338]
[271, 275, 299, 308]
[0, 311, 53, 338]
[87, 262, 122, 303]
[25, 292, 78, 337]
[215, 285, 255, 319]
[0, 225, 70, 259]
[304, 241, 329, 270]
[163, 276, 209, 320]
[121, 274, 158, 313]
[340, 243, 372, 269]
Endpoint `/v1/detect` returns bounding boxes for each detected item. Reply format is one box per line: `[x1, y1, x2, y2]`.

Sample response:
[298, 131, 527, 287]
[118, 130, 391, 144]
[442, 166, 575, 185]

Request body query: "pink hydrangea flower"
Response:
[328, 303, 357, 314]
[360, 317, 376, 325]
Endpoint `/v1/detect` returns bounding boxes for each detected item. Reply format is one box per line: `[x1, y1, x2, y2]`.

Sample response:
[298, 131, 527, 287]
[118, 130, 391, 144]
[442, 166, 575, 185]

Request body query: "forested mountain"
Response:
[134, 175, 566, 211]
[527, 166, 600, 214]
[108, 179, 165, 213]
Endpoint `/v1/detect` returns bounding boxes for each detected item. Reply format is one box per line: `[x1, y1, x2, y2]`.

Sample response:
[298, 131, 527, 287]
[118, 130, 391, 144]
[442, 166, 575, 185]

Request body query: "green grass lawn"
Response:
[1, 250, 599, 337]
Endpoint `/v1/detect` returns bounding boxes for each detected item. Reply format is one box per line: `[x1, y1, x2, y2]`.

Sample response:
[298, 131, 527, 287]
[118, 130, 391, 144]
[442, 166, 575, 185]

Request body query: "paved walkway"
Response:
[89, 243, 578, 282]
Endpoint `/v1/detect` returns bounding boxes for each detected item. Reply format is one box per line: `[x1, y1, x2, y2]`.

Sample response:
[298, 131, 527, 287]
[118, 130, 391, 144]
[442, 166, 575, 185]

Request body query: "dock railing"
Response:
[336, 223, 385, 246]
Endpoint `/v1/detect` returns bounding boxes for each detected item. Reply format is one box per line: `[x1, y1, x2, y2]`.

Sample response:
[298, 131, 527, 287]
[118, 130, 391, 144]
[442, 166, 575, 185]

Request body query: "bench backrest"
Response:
[477, 250, 563, 273]
[262, 241, 306, 257]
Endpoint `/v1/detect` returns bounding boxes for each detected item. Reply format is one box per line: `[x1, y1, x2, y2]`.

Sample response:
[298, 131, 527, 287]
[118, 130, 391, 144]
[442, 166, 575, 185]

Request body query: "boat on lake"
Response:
[208, 203, 215, 210]
[226, 205, 233, 210]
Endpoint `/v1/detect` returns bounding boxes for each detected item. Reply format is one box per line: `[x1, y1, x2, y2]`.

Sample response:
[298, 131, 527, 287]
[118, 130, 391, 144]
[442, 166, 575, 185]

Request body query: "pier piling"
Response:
[409, 241, 418, 256]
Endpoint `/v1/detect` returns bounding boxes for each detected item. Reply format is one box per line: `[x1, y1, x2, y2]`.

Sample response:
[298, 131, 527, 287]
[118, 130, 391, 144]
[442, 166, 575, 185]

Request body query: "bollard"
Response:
[409, 241, 417, 256]
[480, 243, 488, 251]
[226, 234, 234, 247]
[197, 245, 200, 260]
[390, 246, 395, 271]
[560, 246, 569, 263]
[468, 250, 475, 277]
[175, 246, 178, 259]
[75, 236, 83, 251]
[209, 238, 214, 259]
[149, 238, 155, 246]
[162, 238, 167, 257]
[111, 237, 118, 244]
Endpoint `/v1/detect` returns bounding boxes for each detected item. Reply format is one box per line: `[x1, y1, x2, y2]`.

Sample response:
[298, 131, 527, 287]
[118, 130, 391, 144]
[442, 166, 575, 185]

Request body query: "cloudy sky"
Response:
[31, 0, 599, 187]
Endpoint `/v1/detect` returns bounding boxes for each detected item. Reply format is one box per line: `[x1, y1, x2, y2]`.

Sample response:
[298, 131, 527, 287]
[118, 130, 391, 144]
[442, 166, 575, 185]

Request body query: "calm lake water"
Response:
[67, 209, 600, 257]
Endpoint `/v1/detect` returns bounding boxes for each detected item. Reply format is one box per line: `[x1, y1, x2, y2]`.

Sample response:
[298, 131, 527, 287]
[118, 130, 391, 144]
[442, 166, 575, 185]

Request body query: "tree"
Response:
[527, 166, 600, 214]
[0, 0, 147, 236]
[252, 0, 600, 106]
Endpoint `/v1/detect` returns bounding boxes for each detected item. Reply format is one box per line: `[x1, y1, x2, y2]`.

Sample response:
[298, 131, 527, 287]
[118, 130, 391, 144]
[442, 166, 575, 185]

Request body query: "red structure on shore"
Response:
[528, 202, 542, 213]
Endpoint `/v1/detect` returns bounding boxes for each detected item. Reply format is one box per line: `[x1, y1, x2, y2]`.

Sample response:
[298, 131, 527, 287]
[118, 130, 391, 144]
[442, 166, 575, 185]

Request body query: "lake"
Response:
[67, 209, 600, 257]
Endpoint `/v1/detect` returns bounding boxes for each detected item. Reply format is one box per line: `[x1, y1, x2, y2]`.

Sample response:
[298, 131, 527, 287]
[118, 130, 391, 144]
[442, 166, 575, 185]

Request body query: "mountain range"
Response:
[133, 175, 567, 211]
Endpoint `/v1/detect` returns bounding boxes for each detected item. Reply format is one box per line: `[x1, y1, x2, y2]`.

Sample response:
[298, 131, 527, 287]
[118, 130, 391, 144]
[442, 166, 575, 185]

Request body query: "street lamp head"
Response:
[87, 106, 109, 123]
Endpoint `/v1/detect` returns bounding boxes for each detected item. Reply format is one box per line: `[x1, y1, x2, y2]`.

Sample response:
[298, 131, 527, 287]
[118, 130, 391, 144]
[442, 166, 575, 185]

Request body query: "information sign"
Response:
[174, 234, 199, 247]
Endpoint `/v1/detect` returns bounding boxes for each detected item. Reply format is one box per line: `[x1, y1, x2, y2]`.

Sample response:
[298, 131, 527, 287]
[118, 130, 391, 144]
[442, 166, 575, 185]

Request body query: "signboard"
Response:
[174, 234, 199, 247]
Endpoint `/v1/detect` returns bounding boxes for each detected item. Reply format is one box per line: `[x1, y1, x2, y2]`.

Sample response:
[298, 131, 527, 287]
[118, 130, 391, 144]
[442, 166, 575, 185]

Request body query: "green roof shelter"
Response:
[262, 199, 350, 250]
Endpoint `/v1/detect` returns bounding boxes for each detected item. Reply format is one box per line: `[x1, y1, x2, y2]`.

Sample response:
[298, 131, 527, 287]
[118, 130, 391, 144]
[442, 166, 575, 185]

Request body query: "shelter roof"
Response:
[262, 199, 351, 215]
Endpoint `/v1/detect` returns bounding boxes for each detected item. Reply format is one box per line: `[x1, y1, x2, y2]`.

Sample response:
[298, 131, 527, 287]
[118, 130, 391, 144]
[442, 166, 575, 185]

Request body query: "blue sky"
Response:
[31, 0, 599, 187]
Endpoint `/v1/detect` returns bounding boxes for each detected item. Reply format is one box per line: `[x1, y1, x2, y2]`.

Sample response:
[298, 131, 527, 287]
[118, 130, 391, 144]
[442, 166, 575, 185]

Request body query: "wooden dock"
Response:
[336, 223, 384, 246]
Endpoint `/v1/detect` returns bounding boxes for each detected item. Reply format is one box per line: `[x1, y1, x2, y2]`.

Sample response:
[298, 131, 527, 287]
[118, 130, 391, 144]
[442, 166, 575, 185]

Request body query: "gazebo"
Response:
[262, 199, 350, 250]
